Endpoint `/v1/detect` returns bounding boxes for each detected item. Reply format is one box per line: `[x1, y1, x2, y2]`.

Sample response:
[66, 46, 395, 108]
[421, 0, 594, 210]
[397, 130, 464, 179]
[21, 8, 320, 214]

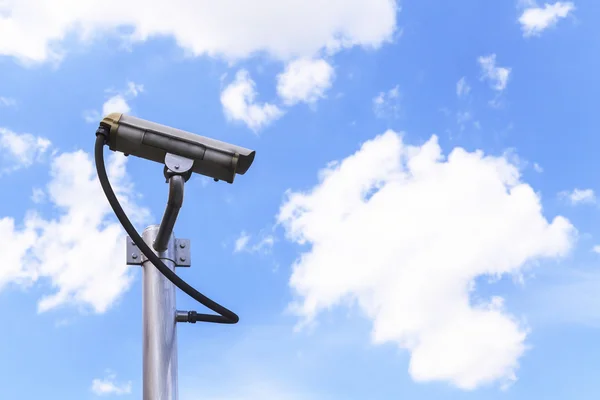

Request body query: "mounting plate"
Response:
[126, 237, 142, 265]
[174, 238, 191, 267]
[126, 236, 191, 267]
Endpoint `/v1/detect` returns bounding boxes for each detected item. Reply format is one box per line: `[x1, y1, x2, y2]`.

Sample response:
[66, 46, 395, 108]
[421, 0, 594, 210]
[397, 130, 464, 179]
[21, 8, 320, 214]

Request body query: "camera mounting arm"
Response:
[126, 153, 193, 268]
[153, 153, 193, 252]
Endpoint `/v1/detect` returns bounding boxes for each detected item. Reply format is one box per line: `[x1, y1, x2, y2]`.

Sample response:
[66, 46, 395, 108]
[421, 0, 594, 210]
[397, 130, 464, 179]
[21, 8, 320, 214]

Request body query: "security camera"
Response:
[100, 113, 256, 183]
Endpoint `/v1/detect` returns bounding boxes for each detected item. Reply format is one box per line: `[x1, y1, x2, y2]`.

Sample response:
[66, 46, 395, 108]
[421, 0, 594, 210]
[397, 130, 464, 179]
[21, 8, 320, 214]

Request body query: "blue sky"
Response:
[1, 0, 599, 399]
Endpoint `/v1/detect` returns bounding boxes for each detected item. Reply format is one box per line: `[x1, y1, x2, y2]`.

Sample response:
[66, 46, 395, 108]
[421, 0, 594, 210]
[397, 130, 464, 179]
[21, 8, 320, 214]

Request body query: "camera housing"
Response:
[100, 113, 256, 183]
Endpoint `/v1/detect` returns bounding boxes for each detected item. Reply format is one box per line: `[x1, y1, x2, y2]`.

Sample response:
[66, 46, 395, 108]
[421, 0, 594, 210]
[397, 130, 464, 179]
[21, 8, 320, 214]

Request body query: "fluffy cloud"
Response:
[84, 82, 144, 123]
[276, 58, 335, 106]
[101, 95, 131, 116]
[373, 85, 401, 118]
[478, 54, 511, 92]
[0, 217, 38, 290]
[0, 127, 52, 175]
[0, 0, 399, 65]
[91, 370, 132, 396]
[225, 59, 335, 130]
[221, 70, 283, 132]
[0, 149, 150, 313]
[456, 77, 471, 98]
[277, 130, 575, 389]
[519, 2, 575, 37]
[560, 188, 596, 205]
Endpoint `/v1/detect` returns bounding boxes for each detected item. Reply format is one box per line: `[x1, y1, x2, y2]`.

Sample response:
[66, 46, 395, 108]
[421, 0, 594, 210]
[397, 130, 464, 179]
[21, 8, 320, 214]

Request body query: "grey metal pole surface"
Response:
[142, 225, 178, 400]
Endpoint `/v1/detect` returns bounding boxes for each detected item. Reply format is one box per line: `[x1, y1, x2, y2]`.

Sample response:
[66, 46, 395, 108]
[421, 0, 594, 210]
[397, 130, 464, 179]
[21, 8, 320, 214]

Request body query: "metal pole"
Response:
[142, 225, 178, 400]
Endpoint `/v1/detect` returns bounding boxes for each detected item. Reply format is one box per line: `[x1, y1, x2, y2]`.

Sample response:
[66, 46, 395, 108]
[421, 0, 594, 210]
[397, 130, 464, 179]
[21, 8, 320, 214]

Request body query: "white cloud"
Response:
[560, 188, 596, 205]
[0, 128, 52, 174]
[234, 231, 275, 254]
[0, 0, 399, 65]
[593, 245, 600, 254]
[221, 70, 283, 132]
[102, 95, 131, 116]
[277, 130, 575, 389]
[84, 81, 144, 123]
[533, 163, 543, 173]
[478, 54, 511, 92]
[373, 85, 401, 118]
[234, 232, 252, 253]
[456, 77, 471, 98]
[124, 81, 144, 97]
[91, 370, 132, 396]
[0, 149, 150, 313]
[0, 96, 17, 107]
[0, 217, 39, 289]
[31, 187, 46, 203]
[276, 58, 335, 106]
[519, 2, 575, 37]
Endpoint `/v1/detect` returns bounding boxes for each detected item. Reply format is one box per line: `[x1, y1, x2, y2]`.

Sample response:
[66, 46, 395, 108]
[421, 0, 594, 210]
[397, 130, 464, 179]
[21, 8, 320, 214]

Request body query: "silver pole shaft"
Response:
[142, 225, 178, 400]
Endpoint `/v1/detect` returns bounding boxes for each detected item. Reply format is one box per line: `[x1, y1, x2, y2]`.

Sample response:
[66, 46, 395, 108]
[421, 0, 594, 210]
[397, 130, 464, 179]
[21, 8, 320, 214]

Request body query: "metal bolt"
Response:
[131, 240, 136, 246]
[179, 256, 186, 262]
[174, 164, 180, 170]
[179, 242, 186, 249]
[132, 253, 138, 260]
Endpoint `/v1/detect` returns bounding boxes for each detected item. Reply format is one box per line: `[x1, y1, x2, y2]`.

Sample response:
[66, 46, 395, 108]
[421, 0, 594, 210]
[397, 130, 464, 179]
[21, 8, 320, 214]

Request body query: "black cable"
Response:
[94, 133, 239, 324]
